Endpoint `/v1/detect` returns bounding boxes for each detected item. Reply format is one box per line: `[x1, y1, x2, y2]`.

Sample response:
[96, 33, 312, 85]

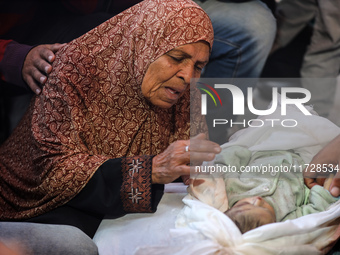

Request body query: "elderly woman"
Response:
[0, 0, 220, 238]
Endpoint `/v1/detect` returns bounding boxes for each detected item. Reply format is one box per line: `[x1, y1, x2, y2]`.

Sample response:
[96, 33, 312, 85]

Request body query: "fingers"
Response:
[27, 57, 50, 87]
[42, 43, 66, 64]
[189, 151, 216, 165]
[316, 177, 326, 186]
[152, 133, 221, 184]
[48, 43, 66, 53]
[185, 134, 221, 170]
[329, 172, 340, 197]
[303, 135, 340, 197]
[187, 133, 221, 163]
[304, 162, 340, 197]
[304, 166, 331, 189]
[36, 52, 53, 74]
[181, 175, 190, 185]
[190, 133, 221, 151]
[191, 133, 206, 140]
[304, 177, 318, 189]
[323, 174, 334, 191]
[303, 158, 334, 189]
[24, 76, 44, 96]
[151, 158, 191, 184]
[22, 43, 65, 94]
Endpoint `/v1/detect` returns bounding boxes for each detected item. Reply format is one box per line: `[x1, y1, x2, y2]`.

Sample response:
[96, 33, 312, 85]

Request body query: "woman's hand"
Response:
[22, 43, 65, 94]
[152, 133, 221, 184]
[304, 134, 340, 197]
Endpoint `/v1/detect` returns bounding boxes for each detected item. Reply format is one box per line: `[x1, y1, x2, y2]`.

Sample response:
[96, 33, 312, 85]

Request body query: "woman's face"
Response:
[141, 41, 210, 108]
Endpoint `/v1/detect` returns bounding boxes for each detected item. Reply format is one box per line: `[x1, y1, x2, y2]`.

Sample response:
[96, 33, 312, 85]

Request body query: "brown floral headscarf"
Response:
[0, 0, 213, 219]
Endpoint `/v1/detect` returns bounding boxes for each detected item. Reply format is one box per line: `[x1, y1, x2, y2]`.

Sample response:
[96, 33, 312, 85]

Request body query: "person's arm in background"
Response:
[0, 0, 103, 95]
[0, 39, 64, 94]
[0, 1, 143, 96]
[304, 134, 340, 197]
[0, 39, 33, 89]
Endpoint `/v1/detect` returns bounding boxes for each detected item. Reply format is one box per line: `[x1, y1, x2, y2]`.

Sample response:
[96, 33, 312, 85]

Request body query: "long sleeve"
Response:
[67, 155, 164, 217]
[0, 40, 32, 89]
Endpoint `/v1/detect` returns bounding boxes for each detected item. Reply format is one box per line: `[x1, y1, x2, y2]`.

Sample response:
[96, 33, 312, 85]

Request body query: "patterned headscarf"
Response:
[0, 0, 213, 219]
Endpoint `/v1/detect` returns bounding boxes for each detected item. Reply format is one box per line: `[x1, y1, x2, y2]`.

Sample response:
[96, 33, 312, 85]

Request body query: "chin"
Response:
[152, 100, 177, 109]
[156, 103, 174, 109]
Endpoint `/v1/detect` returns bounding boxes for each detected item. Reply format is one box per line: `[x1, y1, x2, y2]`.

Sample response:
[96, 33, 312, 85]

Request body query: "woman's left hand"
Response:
[151, 133, 221, 184]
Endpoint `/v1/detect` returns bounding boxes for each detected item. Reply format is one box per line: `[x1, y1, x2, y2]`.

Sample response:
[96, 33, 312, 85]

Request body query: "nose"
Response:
[177, 63, 195, 85]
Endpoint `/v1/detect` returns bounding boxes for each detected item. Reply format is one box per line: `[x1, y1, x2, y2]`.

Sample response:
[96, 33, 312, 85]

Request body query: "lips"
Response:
[167, 87, 180, 94]
[165, 86, 184, 101]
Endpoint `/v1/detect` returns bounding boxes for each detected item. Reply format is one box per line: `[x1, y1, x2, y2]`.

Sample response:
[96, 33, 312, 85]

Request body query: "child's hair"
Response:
[225, 207, 271, 234]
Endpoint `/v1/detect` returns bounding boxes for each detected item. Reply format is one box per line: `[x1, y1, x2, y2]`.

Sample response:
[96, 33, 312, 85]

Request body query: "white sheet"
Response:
[94, 101, 340, 255]
[135, 197, 340, 255]
[93, 183, 187, 255]
[136, 102, 340, 254]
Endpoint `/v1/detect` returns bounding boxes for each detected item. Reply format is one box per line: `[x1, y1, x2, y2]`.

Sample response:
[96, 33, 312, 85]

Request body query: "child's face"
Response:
[233, 196, 276, 224]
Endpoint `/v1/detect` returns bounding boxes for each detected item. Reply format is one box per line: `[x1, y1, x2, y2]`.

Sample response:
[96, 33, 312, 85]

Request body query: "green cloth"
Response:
[215, 145, 338, 221]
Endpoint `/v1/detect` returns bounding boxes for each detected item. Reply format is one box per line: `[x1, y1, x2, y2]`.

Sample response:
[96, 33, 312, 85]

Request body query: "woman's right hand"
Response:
[151, 133, 221, 184]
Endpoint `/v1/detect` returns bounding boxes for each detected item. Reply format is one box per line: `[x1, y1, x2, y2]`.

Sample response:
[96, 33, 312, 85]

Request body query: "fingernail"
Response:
[40, 76, 46, 84]
[330, 187, 340, 197]
[209, 153, 216, 159]
[48, 55, 53, 62]
[214, 146, 221, 153]
[35, 88, 41, 94]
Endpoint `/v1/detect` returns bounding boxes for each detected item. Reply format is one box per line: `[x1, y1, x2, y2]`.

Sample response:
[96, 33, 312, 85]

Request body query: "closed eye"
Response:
[195, 64, 204, 71]
[166, 50, 207, 72]
[169, 55, 183, 62]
